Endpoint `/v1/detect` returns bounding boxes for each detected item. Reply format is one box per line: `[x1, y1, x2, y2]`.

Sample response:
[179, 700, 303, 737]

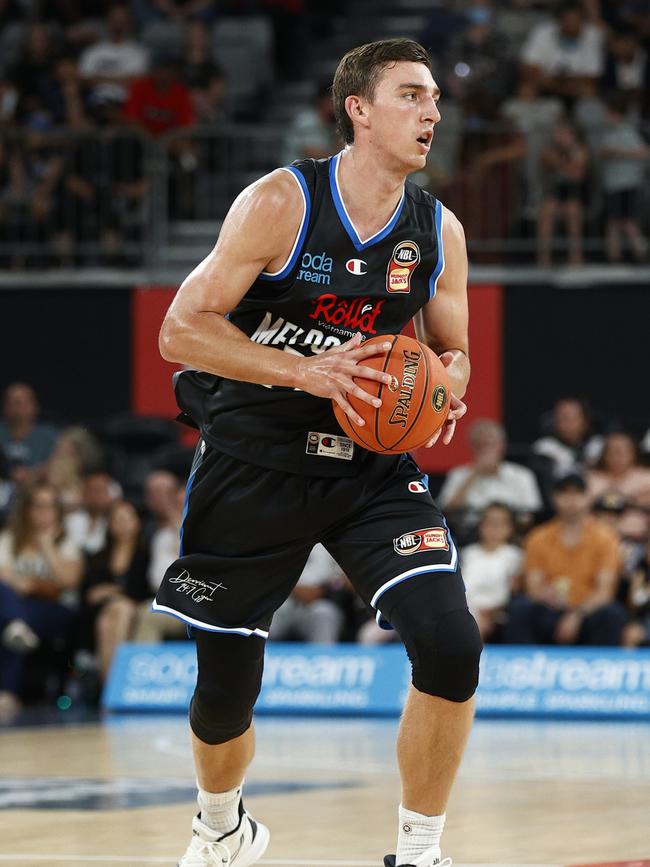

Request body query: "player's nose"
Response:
[422, 97, 441, 125]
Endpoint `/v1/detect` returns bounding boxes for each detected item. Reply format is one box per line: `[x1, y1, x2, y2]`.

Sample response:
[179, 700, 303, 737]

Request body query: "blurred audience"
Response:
[536, 119, 589, 265]
[503, 473, 626, 646]
[80, 499, 150, 681]
[43, 427, 104, 512]
[65, 470, 120, 555]
[283, 80, 338, 164]
[600, 93, 649, 263]
[461, 503, 523, 641]
[0, 483, 82, 719]
[533, 397, 603, 476]
[438, 418, 543, 541]
[269, 544, 344, 643]
[586, 432, 650, 513]
[142, 469, 180, 538]
[520, 2, 604, 100]
[622, 537, 650, 648]
[0, 382, 58, 484]
[181, 20, 225, 124]
[123, 54, 194, 137]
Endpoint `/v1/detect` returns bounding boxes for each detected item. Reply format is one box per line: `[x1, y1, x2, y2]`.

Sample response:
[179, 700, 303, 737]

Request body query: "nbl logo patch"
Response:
[386, 240, 420, 294]
[394, 527, 449, 556]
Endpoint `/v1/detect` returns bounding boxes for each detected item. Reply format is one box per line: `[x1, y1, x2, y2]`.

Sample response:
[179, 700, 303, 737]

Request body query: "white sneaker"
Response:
[384, 850, 452, 867]
[178, 801, 270, 866]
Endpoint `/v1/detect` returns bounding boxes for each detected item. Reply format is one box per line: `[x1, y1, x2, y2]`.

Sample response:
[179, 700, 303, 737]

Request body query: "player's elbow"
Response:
[159, 315, 184, 362]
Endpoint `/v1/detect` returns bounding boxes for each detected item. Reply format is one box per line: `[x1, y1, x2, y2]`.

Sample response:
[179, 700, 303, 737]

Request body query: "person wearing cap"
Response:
[503, 472, 626, 645]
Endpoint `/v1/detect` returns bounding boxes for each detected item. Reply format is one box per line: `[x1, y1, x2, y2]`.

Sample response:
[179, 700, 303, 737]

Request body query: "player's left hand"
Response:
[423, 351, 467, 447]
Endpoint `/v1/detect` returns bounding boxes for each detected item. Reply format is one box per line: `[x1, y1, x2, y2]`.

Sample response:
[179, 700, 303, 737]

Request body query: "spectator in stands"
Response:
[592, 491, 646, 574]
[602, 28, 647, 111]
[520, 2, 604, 99]
[124, 53, 194, 137]
[79, 4, 149, 105]
[536, 119, 589, 265]
[133, 483, 187, 641]
[0, 76, 19, 124]
[503, 473, 625, 645]
[0, 482, 82, 719]
[43, 427, 104, 513]
[461, 503, 523, 642]
[533, 397, 603, 477]
[39, 54, 92, 129]
[143, 469, 180, 538]
[587, 431, 650, 513]
[7, 23, 60, 120]
[600, 93, 649, 263]
[81, 499, 150, 682]
[138, 0, 217, 24]
[181, 20, 226, 124]
[283, 81, 338, 164]
[438, 419, 542, 541]
[65, 470, 120, 555]
[0, 383, 58, 484]
[269, 543, 344, 643]
[622, 537, 650, 648]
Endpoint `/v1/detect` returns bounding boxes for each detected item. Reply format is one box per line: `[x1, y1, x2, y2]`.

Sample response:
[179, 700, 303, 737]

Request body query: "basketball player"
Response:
[154, 38, 482, 867]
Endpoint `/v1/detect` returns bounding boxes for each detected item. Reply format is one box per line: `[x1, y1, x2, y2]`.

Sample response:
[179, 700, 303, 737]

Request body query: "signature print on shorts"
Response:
[169, 570, 228, 603]
[393, 527, 449, 556]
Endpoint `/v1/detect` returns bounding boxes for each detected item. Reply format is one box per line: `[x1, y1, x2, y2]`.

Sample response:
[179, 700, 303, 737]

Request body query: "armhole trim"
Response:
[258, 166, 311, 281]
[428, 200, 446, 300]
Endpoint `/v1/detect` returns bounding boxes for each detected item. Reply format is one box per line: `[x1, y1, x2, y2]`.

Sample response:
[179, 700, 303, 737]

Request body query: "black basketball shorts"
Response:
[153, 440, 467, 637]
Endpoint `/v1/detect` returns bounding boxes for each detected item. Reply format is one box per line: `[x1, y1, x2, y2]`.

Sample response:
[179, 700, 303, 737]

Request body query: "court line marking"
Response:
[0, 857, 560, 866]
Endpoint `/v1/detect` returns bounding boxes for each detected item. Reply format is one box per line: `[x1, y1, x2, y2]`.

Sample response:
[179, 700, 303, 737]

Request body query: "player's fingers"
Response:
[333, 392, 365, 426]
[442, 417, 457, 445]
[347, 364, 392, 385]
[347, 340, 392, 360]
[330, 332, 363, 354]
[343, 378, 382, 408]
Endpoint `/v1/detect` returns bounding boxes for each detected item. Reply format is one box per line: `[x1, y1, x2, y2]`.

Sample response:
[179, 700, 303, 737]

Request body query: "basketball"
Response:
[333, 334, 451, 453]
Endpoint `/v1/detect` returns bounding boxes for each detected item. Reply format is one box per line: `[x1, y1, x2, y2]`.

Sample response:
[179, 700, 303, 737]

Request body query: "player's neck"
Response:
[337, 146, 405, 239]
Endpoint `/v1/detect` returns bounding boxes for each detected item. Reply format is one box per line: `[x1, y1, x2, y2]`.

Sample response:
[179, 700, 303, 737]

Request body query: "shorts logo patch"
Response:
[306, 431, 354, 460]
[394, 527, 449, 556]
[408, 480, 427, 494]
[169, 570, 228, 603]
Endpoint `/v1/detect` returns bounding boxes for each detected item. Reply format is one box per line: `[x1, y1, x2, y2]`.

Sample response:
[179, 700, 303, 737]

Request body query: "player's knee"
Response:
[406, 608, 483, 703]
[190, 633, 265, 745]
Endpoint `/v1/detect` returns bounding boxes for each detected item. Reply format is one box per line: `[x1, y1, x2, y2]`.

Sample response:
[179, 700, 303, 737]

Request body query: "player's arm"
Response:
[413, 206, 470, 445]
[159, 170, 392, 426]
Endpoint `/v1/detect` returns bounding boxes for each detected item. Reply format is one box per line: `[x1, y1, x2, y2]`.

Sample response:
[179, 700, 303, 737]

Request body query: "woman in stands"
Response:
[81, 499, 150, 683]
[0, 482, 82, 720]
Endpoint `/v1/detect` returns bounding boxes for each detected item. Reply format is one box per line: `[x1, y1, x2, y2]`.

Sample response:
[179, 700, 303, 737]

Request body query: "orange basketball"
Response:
[332, 334, 451, 454]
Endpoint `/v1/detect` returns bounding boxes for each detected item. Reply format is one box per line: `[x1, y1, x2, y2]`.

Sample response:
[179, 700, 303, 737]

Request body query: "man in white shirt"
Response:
[438, 419, 542, 539]
[521, 2, 604, 98]
[79, 4, 149, 102]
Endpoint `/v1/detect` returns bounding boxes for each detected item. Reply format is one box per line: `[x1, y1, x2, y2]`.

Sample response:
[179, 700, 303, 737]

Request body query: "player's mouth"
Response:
[416, 131, 432, 152]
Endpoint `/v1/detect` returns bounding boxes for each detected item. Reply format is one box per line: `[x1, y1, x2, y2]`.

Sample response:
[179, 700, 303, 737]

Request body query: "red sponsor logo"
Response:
[309, 293, 385, 334]
[393, 527, 449, 556]
[386, 240, 420, 294]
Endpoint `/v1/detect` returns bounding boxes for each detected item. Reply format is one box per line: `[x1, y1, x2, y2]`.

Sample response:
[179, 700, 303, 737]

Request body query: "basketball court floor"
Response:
[1, 713, 648, 866]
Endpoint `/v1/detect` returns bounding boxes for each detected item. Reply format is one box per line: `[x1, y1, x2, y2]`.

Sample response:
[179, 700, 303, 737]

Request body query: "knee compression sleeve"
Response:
[389, 585, 483, 702]
[190, 631, 266, 745]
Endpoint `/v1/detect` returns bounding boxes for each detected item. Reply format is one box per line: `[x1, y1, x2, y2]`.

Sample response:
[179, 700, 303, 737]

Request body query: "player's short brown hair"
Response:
[332, 38, 432, 145]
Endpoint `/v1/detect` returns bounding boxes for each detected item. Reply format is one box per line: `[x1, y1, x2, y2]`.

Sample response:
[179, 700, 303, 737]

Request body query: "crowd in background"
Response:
[1, 381, 650, 720]
[0, 0, 649, 265]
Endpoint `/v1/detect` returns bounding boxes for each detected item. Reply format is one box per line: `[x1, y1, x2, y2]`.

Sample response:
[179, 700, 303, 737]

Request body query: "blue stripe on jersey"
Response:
[328, 152, 405, 252]
[428, 198, 445, 299]
[178, 443, 205, 556]
[258, 166, 311, 282]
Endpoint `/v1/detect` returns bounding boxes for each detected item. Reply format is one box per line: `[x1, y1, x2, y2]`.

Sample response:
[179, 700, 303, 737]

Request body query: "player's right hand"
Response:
[295, 333, 393, 427]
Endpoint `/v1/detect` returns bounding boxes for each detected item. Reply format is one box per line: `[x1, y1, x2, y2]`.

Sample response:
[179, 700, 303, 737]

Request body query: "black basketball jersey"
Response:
[175, 152, 445, 477]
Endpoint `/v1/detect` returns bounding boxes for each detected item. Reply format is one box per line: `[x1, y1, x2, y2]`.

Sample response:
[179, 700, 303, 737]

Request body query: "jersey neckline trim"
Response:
[329, 152, 405, 252]
[258, 166, 311, 281]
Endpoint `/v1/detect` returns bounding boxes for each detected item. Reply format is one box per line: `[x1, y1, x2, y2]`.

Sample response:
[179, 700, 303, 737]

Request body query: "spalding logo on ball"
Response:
[332, 334, 451, 454]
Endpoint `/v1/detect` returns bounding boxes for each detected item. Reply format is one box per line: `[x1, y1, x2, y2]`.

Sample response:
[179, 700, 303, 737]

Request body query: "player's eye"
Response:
[404, 92, 417, 101]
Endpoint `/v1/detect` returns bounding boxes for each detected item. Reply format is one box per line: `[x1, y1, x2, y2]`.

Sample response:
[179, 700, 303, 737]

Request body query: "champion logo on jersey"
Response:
[346, 258, 367, 275]
[408, 480, 427, 494]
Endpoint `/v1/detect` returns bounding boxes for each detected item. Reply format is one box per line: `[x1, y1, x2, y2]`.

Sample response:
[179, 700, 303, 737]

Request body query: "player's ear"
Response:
[345, 94, 370, 133]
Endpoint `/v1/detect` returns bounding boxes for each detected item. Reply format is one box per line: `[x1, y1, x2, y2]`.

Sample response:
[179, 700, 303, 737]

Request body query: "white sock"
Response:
[396, 806, 445, 865]
[197, 781, 242, 835]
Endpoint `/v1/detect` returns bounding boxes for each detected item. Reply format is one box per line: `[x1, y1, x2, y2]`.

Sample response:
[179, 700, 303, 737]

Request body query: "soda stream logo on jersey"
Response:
[309, 293, 385, 335]
[297, 251, 333, 285]
[394, 527, 449, 556]
[388, 349, 421, 428]
[386, 240, 420, 293]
